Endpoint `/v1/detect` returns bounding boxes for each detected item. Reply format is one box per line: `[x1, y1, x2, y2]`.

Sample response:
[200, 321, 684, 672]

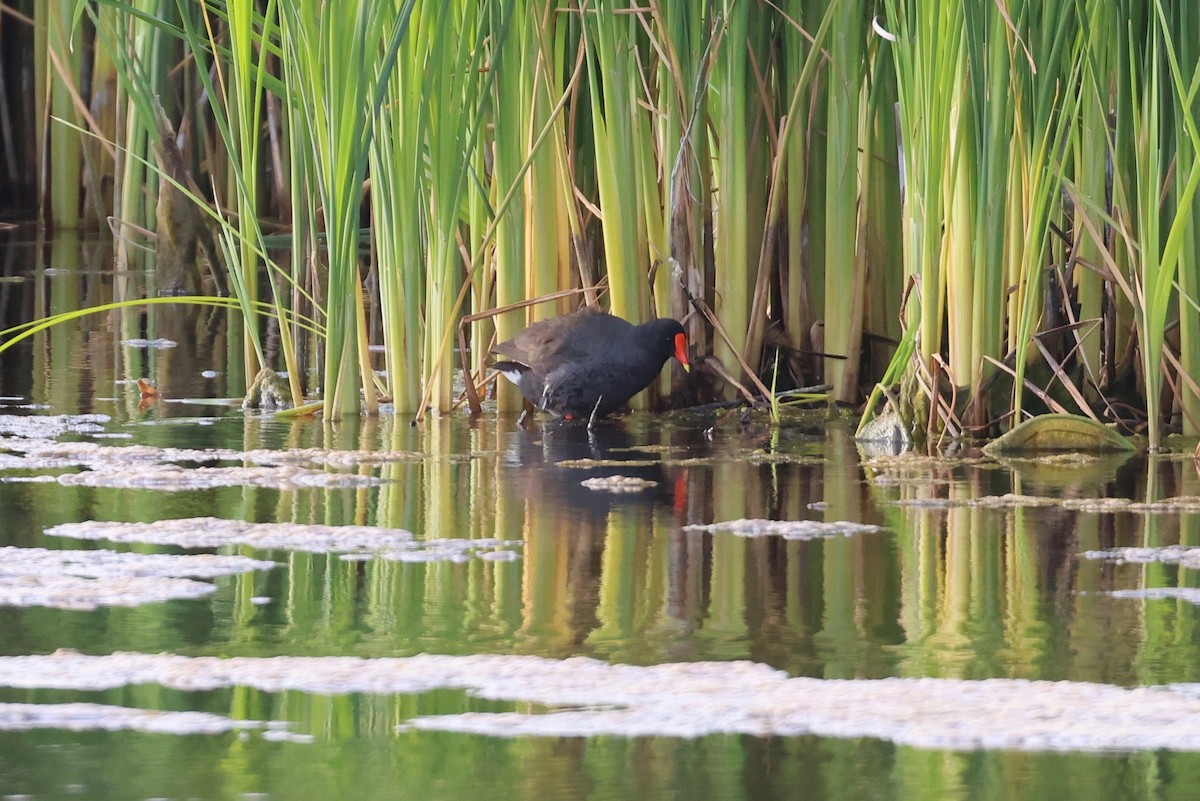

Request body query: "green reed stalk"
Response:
[105, 6, 134, 267]
[282, 49, 326, 405]
[102, 0, 161, 268]
[646, 0, 711, 392]
[78, 0, 278, 385]
[46, 0, 83, 228]
[1004, 0, 1081, 423]
[642, 4, 675, 321]
[1103, 2, 1141, 391]
[370, 3, 426, 414]
[1141, 0, 1200, 446]
[0, 295, 265, 356]
[467, 132, 491, 386]
[862, 45, 905, 373]
[957, 0, 1011, 423]
[174, 0, 281, 383]
[523, 4, 571, 317]
[212, 0, 273, 383]
[710, 0, 768, 395]
[943, 49, 973, 395]
[745, 1, 840, 399]
[1125, 19, 1168, 446]
[582, 0, 649, 325]
[543, 15, 591, 304]
[880, 0, 960, 425]
[1072, 0, 1116, 392]
[1165, 1, 1200, 435]
[487, 0, 535, 411]
[81, 8, 116, 229]
[421, 0, 498, 414]
[821, 0, 867, 405]
[777, 0, 824, 369]
[633, 85, 661, 317]
[278, 0, 412, 417]
[34, 6, 49, 213]
[478, 0, 575, 408]
[132, 1, 177, 243]
[879, 0, 1082, 432]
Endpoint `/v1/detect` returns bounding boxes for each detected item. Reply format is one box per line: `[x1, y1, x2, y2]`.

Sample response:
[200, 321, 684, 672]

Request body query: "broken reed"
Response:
[31, 1, 1200, 444]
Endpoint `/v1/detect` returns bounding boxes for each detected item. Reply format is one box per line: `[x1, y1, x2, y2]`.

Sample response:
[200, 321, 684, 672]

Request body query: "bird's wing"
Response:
[492, 311, 618, 371]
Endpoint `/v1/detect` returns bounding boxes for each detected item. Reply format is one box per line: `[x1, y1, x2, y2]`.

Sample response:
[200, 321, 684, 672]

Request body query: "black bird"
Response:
[492, 307, 690, 423]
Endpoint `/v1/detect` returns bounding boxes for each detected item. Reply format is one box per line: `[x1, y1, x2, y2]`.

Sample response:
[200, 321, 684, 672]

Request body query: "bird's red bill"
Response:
[673, 332, 690, 371]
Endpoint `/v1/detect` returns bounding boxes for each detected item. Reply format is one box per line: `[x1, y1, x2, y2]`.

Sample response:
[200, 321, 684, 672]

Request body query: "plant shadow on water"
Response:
[4, 236, 1200, 799]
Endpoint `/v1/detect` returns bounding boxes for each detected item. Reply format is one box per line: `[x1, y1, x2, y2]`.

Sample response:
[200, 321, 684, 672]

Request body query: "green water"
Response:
[3, 232, 1200, 800]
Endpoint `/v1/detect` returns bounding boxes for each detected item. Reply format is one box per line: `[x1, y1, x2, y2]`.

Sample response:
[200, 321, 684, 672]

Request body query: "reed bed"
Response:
[4, 0, 1195, 445]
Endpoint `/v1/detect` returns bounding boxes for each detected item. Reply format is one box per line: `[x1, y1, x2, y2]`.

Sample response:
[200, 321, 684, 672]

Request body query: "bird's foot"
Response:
[587, 395, 604, 431]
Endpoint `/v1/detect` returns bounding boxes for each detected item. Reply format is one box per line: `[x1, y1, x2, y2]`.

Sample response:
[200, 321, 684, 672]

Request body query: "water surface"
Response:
[2, 231, 1200, 800]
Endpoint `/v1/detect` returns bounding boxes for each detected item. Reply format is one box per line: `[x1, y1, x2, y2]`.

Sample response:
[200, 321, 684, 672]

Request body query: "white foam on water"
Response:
[0, 547, 275, 610]
[2, 651, 1199, 751]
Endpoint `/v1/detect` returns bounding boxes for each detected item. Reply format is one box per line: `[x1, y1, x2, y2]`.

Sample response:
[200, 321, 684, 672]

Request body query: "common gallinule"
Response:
[492, 307, 690, 422]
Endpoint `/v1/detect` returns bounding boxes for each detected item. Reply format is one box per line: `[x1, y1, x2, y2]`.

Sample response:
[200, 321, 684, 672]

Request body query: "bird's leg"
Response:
[516, 408, 530, 427]
[588, 395, 604, 430]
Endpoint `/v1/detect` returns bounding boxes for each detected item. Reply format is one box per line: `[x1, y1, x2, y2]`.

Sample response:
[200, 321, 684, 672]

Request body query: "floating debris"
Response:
[55, 464, 384, 491]
[120, 338, 177, 350]
[0, 413, 110, 439]
[893, 493, 1150, 511]
[609, 444, 683, 455]
[745, 450, 825, 465]
[1060, 497, 1134, 512]
[0, 702, 257, 736]
[46, 517, 521, 562]
[48, 518, 415, 551]
[478, 550, 521, 562]
[0, 440, 237, 470]
[242, 448, 424, 468]
[580, 475, 658, 492]
[893, 493, 1055, 509]
[963, 493, 1060, 508]
[863, 454, 992, 470]
[0, 573, 215, 611]
[1107, 587, 1200, 605]
[2, 651, 1200, 751]
[683, 518, 881, 540]
[632, 455, 715, 467]
[1082, 545, 1200, 570]
[1124, 496, 1200, 513]
[0, 546, 275, 610]
[556, 458, 661, 468]
[361, 540, 518, 564]
[0, 439, 423, 476]
[892, 497, 969, 509]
